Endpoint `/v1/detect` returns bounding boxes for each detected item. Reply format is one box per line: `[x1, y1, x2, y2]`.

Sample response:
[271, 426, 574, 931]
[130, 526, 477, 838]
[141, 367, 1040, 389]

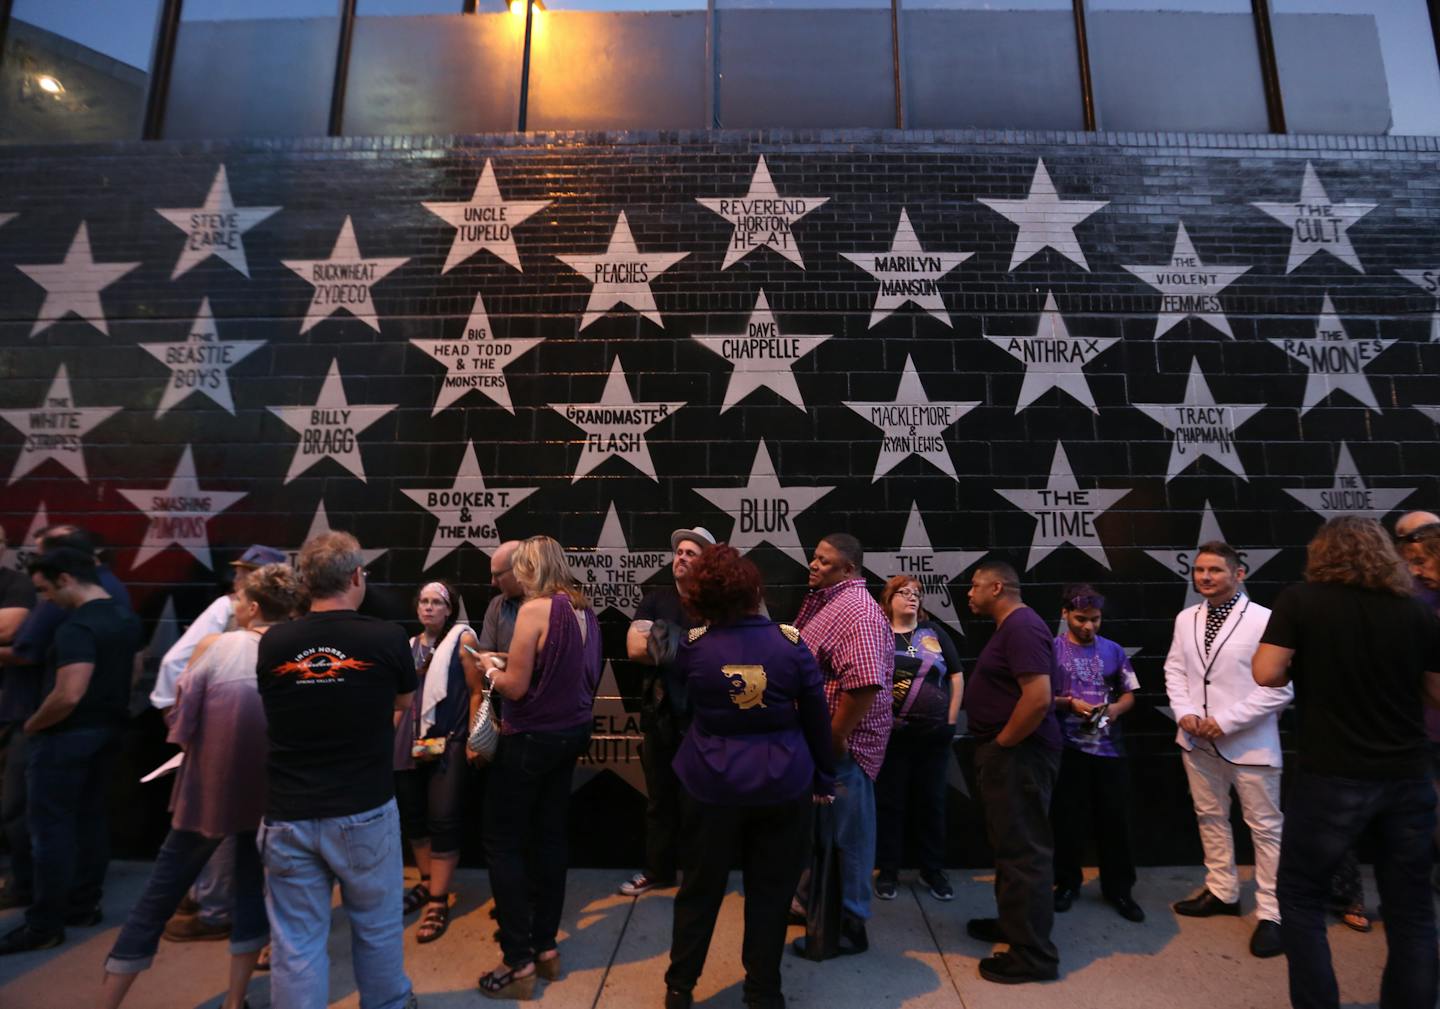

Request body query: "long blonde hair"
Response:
[512, 535, 589, 609]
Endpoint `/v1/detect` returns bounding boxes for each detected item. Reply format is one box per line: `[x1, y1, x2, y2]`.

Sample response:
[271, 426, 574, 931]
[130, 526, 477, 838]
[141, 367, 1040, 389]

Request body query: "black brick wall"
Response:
[1, 127, 1437, 868]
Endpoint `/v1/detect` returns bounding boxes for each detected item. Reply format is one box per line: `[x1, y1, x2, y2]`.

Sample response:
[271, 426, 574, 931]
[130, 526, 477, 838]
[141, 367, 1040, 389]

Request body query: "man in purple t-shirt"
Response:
[961, 560, 1061, 984]
[1048, 583, 1143, 924]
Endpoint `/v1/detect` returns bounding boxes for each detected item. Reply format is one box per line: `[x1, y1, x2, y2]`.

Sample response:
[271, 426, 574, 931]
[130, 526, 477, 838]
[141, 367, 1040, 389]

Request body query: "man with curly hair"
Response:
[1254, 516, 1440, 1009]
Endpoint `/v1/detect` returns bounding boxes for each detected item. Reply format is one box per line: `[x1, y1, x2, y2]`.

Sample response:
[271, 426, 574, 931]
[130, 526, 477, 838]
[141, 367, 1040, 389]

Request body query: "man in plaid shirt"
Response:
[792, 533, 894, 956]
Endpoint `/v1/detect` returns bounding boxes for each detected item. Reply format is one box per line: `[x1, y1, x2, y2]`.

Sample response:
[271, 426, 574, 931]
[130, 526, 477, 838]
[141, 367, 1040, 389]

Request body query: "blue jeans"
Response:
[483, 724, 591, 966]
[832, 757, 877, 921]
[258, 799, 412, 1009]
[1279, 771, 1438, 1009]
[25, 725, 121, 935]
[190, 834, 236, 926]
[106, 829, 266, 973]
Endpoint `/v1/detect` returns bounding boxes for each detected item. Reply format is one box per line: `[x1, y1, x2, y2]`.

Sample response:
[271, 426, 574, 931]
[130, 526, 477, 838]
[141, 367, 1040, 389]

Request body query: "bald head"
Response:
[492, 540, 522, 598]
[1397, 511, 1440, 538]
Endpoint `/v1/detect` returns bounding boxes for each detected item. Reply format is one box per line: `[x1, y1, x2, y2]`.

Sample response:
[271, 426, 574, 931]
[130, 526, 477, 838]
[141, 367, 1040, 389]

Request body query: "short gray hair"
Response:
[297, 531, 364, 599]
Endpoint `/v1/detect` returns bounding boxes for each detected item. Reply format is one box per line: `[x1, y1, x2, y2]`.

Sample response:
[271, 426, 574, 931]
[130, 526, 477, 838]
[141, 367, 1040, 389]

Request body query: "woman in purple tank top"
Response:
[479, 535, 601, 999]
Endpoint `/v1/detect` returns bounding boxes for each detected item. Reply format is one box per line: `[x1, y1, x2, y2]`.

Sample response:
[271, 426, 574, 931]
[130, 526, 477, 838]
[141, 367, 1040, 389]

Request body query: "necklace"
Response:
[897, 628, 917, 656]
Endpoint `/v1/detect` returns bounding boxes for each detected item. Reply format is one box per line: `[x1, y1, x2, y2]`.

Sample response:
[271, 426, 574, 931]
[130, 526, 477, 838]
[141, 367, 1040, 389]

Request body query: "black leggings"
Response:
[395, 743, 468, 855]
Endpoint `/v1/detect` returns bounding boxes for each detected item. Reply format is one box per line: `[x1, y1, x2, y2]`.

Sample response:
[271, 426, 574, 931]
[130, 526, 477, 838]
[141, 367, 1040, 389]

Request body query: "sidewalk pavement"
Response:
[0, 863, 1391, 1008]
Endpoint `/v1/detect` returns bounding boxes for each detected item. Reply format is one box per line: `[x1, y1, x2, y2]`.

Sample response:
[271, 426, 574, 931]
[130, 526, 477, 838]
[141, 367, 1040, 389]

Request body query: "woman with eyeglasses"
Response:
[393, 580, 483, 944]
[872, 576, 963, 902]
[478, 536, 602, 999]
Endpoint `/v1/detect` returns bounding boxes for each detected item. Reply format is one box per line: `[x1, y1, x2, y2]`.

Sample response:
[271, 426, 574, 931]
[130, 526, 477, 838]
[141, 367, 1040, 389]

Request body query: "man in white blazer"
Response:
[1164, 540, 1292, 959]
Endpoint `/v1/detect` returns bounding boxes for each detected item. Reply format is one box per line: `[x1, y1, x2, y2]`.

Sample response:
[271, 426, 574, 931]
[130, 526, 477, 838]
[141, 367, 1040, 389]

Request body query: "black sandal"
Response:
[403, 879, 431, 915]
[478, 960, 537, 1000]
[535, 951, 561, 980]
[416, 897, 450, 944]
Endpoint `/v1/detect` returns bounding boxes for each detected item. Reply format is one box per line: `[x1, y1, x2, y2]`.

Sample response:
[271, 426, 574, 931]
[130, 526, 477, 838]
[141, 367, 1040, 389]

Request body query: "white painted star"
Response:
[695, 439, 834, 567]
[995, 442, 1132, 571]
[139, 298, 265, 418]
[1252, 162, 1376, 274]
[1123, 222, 1251, 339]
[565, 503, 668, 618]
[978, 158, 1108, 272]
[863, 502, 985, 632]
[844, 355, 979, 482]
[1268, 294, 1394, 415]
[282, 216, 408, 334]
[841, 209, 972, 327]
[1397, 266, 1440, 342]
[691, 290, 830, 414]
[119, 445, 247, 571]
[1, 502, 48, 572]
[1134, 357, 1263, 482]
[154, 165, 281, 280]
[573, 661, 648, 796]
[0, 364, 120, 485]
[1144, 500, 1281, 609]
[697, 156, 829, 270]
[411, 292, 542, 416]
[267, 359, 398, 484]
[292, 500, 387, 568]
[549, 358, 683, 483]
[984, 291, 1119, 414]
[422, 160, 551, 273]
[1283, 443, 1416, 523]
[555, 212, 689, 331]
[1416, 403, 1440, 430]
[401, 441, 538, 570]
[17, 223, 140, 338]
[0, 213, 13, 231]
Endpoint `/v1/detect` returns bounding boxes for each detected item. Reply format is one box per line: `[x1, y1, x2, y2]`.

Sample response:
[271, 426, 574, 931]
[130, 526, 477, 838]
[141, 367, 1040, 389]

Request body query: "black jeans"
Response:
[874, 720, 951, 876]
[975, 737, 1060, 974]
[1050, 746, 1136, 899]
[666, 795, 811, 1006]
[26, 725, 121, 935]
[639, 723, 684, 882]
[482, 724, 591, 966]
[1278, 770, 1437, 1009]
[1, 724, 31, 897]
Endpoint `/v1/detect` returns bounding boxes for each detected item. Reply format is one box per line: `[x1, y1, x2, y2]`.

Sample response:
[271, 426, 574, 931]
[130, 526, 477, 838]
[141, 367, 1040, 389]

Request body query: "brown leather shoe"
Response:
[163, 915, 232, 942]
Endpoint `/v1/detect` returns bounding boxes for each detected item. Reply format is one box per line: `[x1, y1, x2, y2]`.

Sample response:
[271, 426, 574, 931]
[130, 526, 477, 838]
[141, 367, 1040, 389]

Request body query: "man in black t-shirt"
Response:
[618, 525, 714, 897]
[256, 532, 416, 1009]
[1253, 516, 1440, 1009]
[0, 546, 139, 954]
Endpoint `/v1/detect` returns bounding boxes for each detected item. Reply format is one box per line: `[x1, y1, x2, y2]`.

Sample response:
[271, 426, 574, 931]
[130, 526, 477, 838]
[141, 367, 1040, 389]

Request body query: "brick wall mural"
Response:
[1, 129, 1437, 866]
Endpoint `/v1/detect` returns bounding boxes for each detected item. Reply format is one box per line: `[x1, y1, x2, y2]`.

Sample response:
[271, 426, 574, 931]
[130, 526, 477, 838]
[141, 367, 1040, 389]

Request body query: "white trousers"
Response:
[1180, 747, 1283, 923]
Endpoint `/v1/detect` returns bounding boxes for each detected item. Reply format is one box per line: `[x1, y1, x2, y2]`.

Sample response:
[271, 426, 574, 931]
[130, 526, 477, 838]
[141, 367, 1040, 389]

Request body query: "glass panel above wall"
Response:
[163, 0, 341, 141]
[1086, 0, 1270, 133]
[1271, 1, 1440, 136]
[901, 0, 1084, 131]
[0, 0, 164, 144]
[715, 0, 896, 129]
[525, 0, 708, 131]
[344, 6, 523, 135]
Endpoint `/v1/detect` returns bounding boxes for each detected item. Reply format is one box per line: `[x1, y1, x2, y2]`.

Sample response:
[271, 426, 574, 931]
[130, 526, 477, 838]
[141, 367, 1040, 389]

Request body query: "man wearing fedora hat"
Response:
[619, 526, 716, 897]
[153, 543, 286, 943]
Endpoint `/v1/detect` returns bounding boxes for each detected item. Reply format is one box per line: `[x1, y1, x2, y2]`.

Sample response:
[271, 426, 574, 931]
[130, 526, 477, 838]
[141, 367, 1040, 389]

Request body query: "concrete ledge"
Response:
[0, 863, 1395, 1008]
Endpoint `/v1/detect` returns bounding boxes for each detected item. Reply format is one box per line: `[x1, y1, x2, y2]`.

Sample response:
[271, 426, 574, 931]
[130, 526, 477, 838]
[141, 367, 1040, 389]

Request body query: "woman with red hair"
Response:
[662, 545, 834, 1009]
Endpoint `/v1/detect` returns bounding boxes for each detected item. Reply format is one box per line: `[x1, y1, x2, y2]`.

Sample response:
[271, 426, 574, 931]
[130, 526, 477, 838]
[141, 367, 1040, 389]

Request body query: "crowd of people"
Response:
[0, 507, 1436, 1009]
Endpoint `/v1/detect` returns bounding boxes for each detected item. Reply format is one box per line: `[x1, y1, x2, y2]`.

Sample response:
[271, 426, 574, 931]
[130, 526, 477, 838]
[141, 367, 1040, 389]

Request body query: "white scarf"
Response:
[418, 622, 473, 737]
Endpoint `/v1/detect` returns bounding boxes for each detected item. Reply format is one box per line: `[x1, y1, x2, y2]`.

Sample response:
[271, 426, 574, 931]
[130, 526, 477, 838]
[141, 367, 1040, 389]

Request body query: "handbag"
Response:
[467, 687, 499, 764]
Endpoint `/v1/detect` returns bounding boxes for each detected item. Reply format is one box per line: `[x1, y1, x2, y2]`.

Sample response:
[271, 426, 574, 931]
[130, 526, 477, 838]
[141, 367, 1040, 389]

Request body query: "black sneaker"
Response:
[64, 904, 102, 928]
[920, 870, 953, 901]
[966, 917, 1005, 943]
[874, 874, 898, 900]
[979, 951, 1057, 984]
[0, 923, 63, 955]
